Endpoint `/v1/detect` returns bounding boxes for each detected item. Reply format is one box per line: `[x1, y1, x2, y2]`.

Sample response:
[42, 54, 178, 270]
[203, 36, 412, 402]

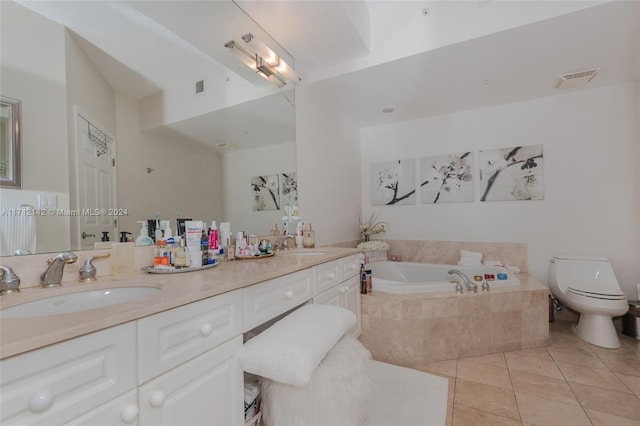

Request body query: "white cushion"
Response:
[240, 304, 356, 387]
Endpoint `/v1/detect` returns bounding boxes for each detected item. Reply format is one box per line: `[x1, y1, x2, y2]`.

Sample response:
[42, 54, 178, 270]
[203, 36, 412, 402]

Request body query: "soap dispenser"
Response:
[135, 221, 154, 246]
[101, 231, 110, 242]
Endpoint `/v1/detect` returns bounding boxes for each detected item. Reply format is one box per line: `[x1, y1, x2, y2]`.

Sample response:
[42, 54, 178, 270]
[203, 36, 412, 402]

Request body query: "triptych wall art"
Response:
[251, 172, 298, 211]
[370, 144, 544, 205]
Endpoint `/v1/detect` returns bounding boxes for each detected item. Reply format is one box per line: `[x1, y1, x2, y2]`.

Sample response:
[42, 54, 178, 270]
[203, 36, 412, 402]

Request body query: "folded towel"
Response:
[240, 304, 356, 387]
[458, 257, 482, 266]
[460, 250, 483, 259]
[483, 260, 504, 267]
[506, 265, 521, 274]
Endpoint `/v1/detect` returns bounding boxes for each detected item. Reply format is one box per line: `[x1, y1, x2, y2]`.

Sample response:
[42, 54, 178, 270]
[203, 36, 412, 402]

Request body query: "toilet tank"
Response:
[550, 255, 620, 293]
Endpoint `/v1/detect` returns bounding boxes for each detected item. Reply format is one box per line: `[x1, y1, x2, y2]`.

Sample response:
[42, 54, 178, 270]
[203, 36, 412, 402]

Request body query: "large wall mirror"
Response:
[0, 96, 21, 189]
[0, 1, 296, 255]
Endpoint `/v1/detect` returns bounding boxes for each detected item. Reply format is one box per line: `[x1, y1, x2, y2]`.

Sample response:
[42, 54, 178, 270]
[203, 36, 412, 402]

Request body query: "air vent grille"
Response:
[195, 80, 205, 94]
[554, 68, 599, 89]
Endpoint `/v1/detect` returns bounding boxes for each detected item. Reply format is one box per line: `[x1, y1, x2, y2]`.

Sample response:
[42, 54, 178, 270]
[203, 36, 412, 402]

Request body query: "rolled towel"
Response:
[460, 250, 483, 259]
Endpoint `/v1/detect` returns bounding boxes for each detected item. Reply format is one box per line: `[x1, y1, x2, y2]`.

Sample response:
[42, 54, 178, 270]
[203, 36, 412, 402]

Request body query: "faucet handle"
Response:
[79, 252, 110, 283]
[0, 265, 21, 295]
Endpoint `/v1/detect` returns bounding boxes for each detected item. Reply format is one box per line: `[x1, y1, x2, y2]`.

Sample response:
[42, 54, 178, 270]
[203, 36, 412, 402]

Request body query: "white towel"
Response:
[460, 250, 483, 259]
[0, 204, 36, 256]
[484, 260, 504, 267]
[458, 257, 482, 266]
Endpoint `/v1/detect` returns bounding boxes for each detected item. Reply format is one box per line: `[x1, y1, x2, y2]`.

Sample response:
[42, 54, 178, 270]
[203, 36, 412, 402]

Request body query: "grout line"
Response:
[502, 351, 524, 424]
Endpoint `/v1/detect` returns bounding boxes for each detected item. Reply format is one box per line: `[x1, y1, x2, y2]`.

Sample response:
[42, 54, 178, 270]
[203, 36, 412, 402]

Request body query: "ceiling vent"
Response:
[553, 68, 599, 89]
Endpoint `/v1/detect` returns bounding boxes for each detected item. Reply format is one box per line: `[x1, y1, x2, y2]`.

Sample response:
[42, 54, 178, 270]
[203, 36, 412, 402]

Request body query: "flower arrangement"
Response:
[359, 211, 387, 242]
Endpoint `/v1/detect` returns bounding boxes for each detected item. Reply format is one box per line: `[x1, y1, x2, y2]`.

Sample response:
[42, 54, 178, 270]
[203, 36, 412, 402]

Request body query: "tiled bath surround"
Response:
[358, 240, 548, 365]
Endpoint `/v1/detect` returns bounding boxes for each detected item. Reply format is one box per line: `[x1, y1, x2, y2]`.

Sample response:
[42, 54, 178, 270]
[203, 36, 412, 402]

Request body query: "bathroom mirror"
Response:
[0, 96, 21, 189]
[0, 1, 296, 254]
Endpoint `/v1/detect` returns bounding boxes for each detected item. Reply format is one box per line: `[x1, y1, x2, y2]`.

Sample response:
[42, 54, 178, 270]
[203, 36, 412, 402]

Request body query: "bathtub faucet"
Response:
[448, 269, 478, 293]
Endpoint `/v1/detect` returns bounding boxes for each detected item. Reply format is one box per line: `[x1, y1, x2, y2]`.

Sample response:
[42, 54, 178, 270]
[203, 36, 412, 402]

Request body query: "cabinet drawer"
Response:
[244, 269, 313, 331]
[0, 322, 136, 426]
[137, 289, 242, 385]
[313, 260, 340, 295]
[138, 335, 243, 426]
[66, 389, 139, 426]
[340, 254, 363, 281]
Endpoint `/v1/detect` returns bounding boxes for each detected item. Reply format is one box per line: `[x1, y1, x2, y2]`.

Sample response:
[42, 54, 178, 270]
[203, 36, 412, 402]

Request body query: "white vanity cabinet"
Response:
[0, 322, 137, 426]
[313, 254, 362, 337]
[138, 335, 243, 426]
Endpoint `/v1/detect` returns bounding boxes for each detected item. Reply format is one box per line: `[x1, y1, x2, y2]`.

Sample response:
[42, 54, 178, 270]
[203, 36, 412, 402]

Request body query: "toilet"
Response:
[549, 255, 629, 348]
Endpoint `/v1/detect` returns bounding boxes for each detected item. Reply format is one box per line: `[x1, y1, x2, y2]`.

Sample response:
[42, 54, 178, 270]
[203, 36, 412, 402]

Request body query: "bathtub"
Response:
[369, 261, 520, 294]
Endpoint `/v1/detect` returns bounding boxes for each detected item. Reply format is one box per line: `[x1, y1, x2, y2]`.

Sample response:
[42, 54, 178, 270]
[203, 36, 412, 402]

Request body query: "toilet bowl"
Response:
[549, 255, 628, 348]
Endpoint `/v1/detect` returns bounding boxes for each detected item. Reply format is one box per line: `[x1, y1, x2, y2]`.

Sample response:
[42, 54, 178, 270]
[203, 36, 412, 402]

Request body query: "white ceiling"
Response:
[17, 0, 640, 149]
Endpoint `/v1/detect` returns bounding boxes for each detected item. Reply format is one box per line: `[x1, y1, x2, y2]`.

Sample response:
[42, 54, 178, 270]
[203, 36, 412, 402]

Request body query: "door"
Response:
[74, 112, 117, 249]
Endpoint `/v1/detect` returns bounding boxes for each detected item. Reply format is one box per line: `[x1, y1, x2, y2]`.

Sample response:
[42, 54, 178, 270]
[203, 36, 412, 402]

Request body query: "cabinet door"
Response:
[0, 322, 136, 426]
[138, 335, 243, 426]
[340, 254, 363, 281]
[342, 276, 362, 337]
[66, 390, 139, 426]
[313, 260, 340, 295]
[312, 282, 342, 307]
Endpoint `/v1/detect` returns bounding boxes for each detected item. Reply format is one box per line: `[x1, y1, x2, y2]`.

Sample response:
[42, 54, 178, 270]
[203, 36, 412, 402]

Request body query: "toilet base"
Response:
[573, 314, 621, 349]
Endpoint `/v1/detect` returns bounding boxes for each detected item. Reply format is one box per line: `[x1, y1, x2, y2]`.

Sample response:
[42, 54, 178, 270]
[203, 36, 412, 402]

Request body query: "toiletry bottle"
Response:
[119, 231, 131, 242]
[154, 240, 169, 266]
[135, 221, 154, 246]
[174, 237, 187, 268]
[209, 221, 219, 250]
[102, 231, 110, 242]
[303, 223, 315, 248]
[226, 236, 235, 261]
[154, 215, 162, 242]
[360, 263, 367, 294]
[201, 228, 209, 265]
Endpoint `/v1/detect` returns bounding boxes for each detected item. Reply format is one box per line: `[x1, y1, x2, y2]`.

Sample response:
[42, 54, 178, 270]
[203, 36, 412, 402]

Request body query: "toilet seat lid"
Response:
[568, 287, 627, 300]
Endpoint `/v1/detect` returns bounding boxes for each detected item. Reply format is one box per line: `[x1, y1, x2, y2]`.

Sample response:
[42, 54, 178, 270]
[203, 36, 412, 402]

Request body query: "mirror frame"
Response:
[0, 95, 22, 189]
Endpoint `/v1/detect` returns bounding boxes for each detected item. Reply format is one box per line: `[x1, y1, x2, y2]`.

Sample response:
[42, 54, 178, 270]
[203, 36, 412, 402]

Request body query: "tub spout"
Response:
[448, 269, 478, 293]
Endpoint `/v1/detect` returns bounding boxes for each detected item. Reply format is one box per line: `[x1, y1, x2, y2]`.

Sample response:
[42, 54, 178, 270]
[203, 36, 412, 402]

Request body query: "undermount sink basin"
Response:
[0, 287, 160, 319]
[281, 250, 328, 256]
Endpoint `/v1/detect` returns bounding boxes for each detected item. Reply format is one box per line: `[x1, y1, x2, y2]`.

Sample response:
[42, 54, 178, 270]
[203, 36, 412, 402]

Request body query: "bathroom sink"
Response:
[281, 250, 328, 256]
[0, 287, 160, 319]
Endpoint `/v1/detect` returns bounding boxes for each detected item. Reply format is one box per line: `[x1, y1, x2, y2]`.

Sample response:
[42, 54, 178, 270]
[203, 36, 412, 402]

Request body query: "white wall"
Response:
[222, 142, 296, 236]
[115, 93, 223, 236]
[360, 83, 639, 299]
[295, 81, 362, 246]
[0, 1, 68, 193]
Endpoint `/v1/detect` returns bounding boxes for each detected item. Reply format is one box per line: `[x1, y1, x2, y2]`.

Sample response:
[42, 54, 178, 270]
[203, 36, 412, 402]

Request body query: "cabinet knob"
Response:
[29, 389, 54, 413]
[285, 290, 294, 299]
[328, 273, 336, 280]
[149, 390, 165, 408]
[120, 404, 139, 423]
[340, 286, 348, 293]
[350, 264, 357, 270]
[200, 322, 213, 337]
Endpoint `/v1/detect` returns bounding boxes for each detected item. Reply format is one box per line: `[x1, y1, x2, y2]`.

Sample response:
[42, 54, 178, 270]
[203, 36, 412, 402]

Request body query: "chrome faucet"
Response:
[41, 252, 78, 288]
[276, 235, 295, 250]
[79, 252, 110, 283]
[0, 265, 21, 295]
[448, 269, 478, 293]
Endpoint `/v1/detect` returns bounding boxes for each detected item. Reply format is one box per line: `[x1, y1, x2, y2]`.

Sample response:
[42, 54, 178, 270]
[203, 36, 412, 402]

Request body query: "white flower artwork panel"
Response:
[370, 159, 416, 205]
[252, 174, 280, 211]
[420, 152, 474, 204]
[479, 144, 544, 201]
[280, 172, 298, 206]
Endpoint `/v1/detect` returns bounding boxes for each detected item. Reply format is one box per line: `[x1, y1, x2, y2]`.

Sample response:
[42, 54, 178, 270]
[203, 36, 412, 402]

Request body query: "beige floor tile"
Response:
[515, 392, 591, 426]
[616, 372, 640, 397]
[451, 404, 521, 426]
[547, 346, 608, 370]
[586, 409, 640, 426]
[597, 353, 640, 376]
[458, 352, 507, 368]
[588, 340, 640, 361]
[557, 362, 631, 393]
[508, 346, 552, 361]
[456, 358, 512, 390]
[569, 381, 640, 421]
[509, 369, 580, 406]
[505, 351, 564, 379]
[453, 379, 520, 420]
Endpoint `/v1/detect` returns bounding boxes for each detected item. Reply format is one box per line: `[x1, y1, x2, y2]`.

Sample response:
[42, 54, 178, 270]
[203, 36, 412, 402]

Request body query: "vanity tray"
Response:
[141, 262, 219, 274]
[236, 252, 274, 260]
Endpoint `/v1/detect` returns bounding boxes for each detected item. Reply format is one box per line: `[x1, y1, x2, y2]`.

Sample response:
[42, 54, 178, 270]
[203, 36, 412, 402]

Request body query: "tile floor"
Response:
[414, 318, 640, 426]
